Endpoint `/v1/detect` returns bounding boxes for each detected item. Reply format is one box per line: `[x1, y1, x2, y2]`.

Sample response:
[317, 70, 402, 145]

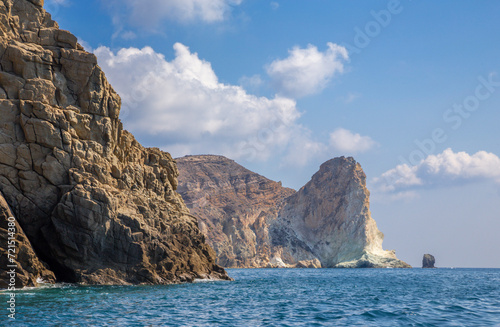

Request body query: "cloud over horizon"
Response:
[95, 43, 372, 167]
[373, 148, 500, 195]
[266, 43, 348, 98]
[95, 44, 317, 164]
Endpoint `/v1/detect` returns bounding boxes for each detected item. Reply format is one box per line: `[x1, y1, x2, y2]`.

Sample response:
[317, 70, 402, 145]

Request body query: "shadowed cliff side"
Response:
[0, 191, 56, 288]
[0, 0, 230, 287]
[176, 155, 297, 268]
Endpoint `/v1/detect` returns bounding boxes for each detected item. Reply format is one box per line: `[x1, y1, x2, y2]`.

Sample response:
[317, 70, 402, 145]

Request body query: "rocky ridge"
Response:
[0, 0, 230, 287]
[177, 155, 410, 269]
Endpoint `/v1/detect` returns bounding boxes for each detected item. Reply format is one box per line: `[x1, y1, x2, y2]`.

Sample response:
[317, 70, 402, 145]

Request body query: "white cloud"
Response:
[373, 148, 500, 194]
[270, 2, 279, 10]
[95, 44, 363, 167]
[266, 43, 348, 98]
[103, 0, 243, 31]
[238, 74, 263, 91]
[283, 130, 328, 167]
[329, 128, 377, 154]
[94, 43, 319, 163]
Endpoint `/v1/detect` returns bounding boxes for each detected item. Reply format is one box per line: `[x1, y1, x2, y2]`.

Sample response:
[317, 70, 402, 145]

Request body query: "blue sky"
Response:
[48, 0, 500, 267]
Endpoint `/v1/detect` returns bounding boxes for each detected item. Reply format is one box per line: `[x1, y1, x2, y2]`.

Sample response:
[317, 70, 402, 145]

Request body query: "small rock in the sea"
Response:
[422, 254, 436, 268]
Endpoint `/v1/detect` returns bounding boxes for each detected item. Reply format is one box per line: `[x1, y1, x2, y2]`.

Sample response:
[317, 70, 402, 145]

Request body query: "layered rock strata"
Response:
[0, 0, 230, 287]
[177, 155, 410, 268]
[176, 155, 296, 268]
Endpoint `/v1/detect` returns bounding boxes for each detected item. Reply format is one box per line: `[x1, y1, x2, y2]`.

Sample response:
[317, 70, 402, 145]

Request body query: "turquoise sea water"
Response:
[2, 268, 500, 326]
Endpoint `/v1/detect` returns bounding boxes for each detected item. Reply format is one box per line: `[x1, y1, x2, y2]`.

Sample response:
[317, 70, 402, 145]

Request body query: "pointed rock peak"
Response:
[273, 156, 410, 268]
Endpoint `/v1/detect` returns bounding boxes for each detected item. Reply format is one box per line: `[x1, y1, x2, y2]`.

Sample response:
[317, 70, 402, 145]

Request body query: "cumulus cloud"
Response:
[266, 43, 348, 98]
[94, 43, 319, 162]
[373, 148, 500, 194]
[329, 128, 377, 154]
[103, 0, 242, 31]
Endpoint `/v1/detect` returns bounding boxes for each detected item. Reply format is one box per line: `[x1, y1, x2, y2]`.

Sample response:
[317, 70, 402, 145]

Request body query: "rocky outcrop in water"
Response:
[177, 155, 410, 268]
[272, 157, 410, 268]
[0, 0, 230, 288]
[422, 254, 436, 268]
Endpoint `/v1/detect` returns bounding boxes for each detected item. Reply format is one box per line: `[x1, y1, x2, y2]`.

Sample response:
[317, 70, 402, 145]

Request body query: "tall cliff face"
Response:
[176, 155, 296, 268]
[0, 0, 230, 287]
[271, 157, 410, 268]
[177, 155, 410, 268]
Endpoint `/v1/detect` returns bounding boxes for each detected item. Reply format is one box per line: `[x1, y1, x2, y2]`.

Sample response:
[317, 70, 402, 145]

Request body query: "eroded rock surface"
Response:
[178, 155, 410, 269]
[0, 0, 230, 287]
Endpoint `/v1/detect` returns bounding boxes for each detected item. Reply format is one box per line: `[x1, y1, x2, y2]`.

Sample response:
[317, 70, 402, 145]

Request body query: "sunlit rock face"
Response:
[272, 157, 410, 268]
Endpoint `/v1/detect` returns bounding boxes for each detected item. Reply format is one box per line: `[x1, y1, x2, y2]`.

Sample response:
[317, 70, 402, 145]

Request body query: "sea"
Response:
[2, 268, 500, 326]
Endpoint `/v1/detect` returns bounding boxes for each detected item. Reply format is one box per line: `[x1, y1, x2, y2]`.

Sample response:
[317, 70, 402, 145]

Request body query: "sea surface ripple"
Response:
[2, 268, 500, 326]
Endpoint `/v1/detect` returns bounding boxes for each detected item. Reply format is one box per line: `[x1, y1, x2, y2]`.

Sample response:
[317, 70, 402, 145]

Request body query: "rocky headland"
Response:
[176, 155, 296, 268]
[177, 155, 410, 269]
[0, 0, 230, 288]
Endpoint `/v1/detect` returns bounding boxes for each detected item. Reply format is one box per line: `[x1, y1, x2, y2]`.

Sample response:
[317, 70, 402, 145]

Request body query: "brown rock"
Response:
[178, 155, 410, 269]
[294, 259, 322, 269]
[0, 0, 230, 287]
[176, 155, 295, 268]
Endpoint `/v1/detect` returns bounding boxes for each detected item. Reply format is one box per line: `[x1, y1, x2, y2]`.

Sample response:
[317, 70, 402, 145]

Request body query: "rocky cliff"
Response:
[177, 155, 410, 268]
[0, 0, 230, 287]
[271, 157, 410, 268]
[176, 155, 296, 268]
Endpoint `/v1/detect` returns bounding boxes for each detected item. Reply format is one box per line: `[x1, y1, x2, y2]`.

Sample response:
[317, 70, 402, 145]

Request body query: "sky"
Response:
[47, 0, 500, 268]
